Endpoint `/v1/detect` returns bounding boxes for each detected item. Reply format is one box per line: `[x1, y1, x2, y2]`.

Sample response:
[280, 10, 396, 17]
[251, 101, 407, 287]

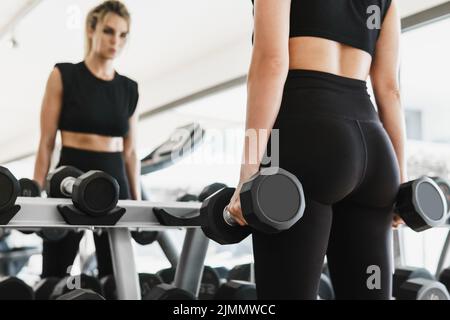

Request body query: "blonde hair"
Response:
[85, 1, 131, 57]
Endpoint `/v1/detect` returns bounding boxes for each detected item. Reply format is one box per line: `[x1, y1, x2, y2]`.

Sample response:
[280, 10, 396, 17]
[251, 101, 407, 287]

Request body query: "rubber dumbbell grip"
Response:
[223, 208, 238, 227]
[60, 177, 76, 197]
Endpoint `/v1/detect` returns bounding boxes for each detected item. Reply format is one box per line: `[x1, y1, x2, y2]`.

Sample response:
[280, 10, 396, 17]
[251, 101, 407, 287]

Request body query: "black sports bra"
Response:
[56, 62, 139, 137]
[252, 0, 392, 57]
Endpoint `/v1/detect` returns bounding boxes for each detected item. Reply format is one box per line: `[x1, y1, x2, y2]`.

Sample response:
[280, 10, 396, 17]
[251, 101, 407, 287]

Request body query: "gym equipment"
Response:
[19, 178, 41, 197]
[393, 267, 449, 300]
[395, 176, 448, 231]
[433, 177, 450, 214]
[0, 168, 222, 300]
[214, 280, 257, 300]
[131, 191, 197, 246]
[141, 123, 205, 175]
[50, 274, 103, 300]
[178, 194, 199, 202]
[143, 283, 196, 300]
[0, 166, 21, 224]
[18, 177, 69, 241]
[0, 276, 34, 300]
[101, 273, 163, 300]
[397, 278, 450, 300]
[438, 268, 450, 293]
[227, 263, 252, 282]
[157, 265, 222, 300]
[198, 183, 227, 202]
[34, 277, 61, 300]
[155, 167, 305, 245]
[214, 266, 229, 281]
[46, 166, 120, 217]
[56, 289, 105, 300]
[318, 273, 335, 300]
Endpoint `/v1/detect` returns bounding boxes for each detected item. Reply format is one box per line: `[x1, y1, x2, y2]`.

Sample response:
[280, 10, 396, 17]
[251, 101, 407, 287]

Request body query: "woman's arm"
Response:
[228, 0, 291, 225]
[239, 0, 291, 182]
[370, 0, 407, 183]
[123, 112, 141, 200]
[33, 68, 63, 188]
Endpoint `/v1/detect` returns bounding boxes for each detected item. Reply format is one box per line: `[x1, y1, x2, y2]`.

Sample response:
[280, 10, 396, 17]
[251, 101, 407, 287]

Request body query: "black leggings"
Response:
[42, 146, 131, 278]
[253, 70, 400, 300]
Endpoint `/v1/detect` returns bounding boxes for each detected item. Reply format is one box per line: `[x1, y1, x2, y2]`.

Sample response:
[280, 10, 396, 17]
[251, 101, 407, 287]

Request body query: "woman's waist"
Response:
[61, 131, 124, 153]
[280, 69, 379, 122]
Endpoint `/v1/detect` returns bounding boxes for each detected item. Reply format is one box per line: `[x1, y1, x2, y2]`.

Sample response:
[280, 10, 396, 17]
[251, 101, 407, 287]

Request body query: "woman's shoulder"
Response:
[117, 73, 138, 91]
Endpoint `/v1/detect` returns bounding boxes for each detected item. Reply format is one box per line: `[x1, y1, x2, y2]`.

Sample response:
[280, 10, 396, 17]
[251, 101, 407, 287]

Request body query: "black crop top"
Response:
[252, 0, 392, 57]
[55, 62, 139, 137]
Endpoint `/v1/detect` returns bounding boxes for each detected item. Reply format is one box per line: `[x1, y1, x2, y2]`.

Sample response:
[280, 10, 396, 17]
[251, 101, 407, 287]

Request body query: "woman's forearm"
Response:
[376, 91, 408, 181]
[33, 140, 55, 189]
[124, 151, 141, 200]
[240, 58, 288, 182]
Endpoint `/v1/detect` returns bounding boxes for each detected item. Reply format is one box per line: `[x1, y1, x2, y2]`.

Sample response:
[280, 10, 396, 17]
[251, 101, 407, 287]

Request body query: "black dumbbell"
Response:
[393, 267, 450, 300]
[57, 289, 105, 300]
[433, 177, 450, 215]
[143, 283, 196, 300]
[227, 263, 252, 282]
[438, 268, 450, 293]
[0, 277, 34, 300]
[395, 176, 449, 231]
[0, 167, 20, 213]
[46, 166, 119, 217]
[18, 178, 41, 197]
[33, 277, 61, 300]
[50, 274, 103, 300]
[155, 168, 305, 245]
[214, 280, 257, 300]
[157, 266, 222, 300]
[101, 273, 163, 300]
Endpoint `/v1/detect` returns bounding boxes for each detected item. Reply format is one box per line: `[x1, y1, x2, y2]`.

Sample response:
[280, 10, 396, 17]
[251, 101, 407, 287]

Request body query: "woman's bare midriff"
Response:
[289, 37, 373, 81]
[61, 131, 124, 152]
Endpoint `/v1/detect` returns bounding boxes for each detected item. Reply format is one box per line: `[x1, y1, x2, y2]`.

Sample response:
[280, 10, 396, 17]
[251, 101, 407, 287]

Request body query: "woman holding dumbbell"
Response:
[33, 1, 140, 279]
[227, 0, 405, 299]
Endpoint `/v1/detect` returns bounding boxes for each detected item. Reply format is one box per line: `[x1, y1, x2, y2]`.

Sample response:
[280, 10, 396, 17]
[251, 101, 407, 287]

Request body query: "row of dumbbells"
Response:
[319, 264, 450, 300]
[0, 263, 258, 300]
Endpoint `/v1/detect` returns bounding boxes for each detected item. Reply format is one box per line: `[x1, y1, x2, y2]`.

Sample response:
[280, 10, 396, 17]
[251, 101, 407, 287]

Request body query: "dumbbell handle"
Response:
[60, 177, 76, 197]
[223, 208, 238, 227]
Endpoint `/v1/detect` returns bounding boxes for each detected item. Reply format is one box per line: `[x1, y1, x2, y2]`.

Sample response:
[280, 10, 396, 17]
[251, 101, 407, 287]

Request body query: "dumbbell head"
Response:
[395, 176, 448, 232]
[38, 228, 69, 242]
[0, 277, 34, 300]
[72, 171, 120, 217]
[200, 188, 251, 245]
[50, 274, 103, 300]
[214, 280, 257, 300]
[34, 277, 61, 300]
[397, 278, 450, 300]
[46, 166, 83, 198]
[0, 166, 20, 212]
[143, 283, 196, 300]
[393, 267, 435, 298]
[198, 183, 227, 202]
[101, 273, 163, 300]
[19, 178, 41, 197]
[56, 289, 105, 300]
[432, 177, 450, 215]
[240, 167, 305, 233]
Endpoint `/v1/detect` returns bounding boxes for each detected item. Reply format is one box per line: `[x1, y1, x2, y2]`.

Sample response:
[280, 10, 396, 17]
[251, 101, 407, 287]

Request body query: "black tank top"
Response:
[252, 0, 392, 57]
[55, 62, 139, 137]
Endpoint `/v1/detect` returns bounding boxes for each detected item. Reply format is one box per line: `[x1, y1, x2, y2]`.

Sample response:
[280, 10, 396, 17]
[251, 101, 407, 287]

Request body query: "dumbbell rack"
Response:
[1, 197, 209, 300]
